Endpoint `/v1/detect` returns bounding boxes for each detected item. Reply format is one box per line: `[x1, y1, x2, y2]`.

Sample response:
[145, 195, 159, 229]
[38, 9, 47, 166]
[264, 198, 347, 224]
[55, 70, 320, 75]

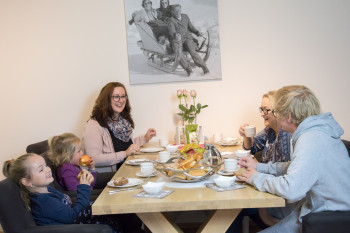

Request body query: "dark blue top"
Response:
[29, 185, 90, 225]
[243, 126, 291, 163]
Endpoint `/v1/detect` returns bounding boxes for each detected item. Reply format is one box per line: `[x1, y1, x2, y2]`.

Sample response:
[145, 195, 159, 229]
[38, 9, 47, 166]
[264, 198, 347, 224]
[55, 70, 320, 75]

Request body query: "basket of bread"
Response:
[155, 143, 223, 182]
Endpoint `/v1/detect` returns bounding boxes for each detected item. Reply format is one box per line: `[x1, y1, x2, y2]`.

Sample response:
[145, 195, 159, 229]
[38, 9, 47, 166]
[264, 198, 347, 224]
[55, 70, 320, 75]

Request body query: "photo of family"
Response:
[124, 0, 222, 85]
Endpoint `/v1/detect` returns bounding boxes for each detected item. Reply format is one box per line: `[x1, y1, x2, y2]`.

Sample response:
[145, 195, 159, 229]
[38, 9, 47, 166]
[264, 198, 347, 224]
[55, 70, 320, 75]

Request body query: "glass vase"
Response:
[185, 124, 199, 144]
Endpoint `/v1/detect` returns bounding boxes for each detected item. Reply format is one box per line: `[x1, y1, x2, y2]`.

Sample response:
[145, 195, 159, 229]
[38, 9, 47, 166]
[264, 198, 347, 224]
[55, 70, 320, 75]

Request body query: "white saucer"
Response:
[140, 147, 164, 153]
[221, 151, 234, 158]
[218, 170, 235, 176]
[136, 171, 159, 178]
[126, 159, 151, 166]
[216, 141, 240, 146]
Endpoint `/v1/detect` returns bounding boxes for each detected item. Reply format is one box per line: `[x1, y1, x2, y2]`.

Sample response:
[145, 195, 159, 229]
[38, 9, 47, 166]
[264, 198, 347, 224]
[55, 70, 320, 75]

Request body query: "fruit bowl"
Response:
[155, 156, 222, 183]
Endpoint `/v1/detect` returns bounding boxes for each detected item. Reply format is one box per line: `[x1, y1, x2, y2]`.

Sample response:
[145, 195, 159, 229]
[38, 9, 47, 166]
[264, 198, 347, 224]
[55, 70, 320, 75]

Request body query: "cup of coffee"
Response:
[159, 151, 170, 163]
[140, 162, 154, 176]
[159, 138, 169, 147]
[224, 159, 238, 172]
[244, 126, 256, 137]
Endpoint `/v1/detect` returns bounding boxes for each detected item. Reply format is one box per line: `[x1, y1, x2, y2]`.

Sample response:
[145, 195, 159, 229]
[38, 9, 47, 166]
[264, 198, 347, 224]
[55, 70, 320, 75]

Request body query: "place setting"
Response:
[205, 175, 245, 192]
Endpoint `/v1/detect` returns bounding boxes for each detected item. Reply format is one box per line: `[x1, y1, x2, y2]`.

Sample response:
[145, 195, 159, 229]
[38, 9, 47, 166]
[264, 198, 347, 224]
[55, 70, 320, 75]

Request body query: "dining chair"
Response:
[0, 178, 113, 233]
[301, 139, 350, 233]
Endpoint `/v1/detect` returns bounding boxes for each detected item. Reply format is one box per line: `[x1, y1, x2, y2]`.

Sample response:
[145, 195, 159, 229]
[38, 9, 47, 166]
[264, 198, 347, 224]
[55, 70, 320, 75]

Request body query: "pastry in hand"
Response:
[113, 177, 129, 186]
[233, 167, 247, 177]
[77, 169, 95, 183]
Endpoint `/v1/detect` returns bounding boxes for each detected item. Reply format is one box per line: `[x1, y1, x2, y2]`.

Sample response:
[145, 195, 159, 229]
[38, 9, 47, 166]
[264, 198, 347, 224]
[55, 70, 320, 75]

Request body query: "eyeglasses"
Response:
[272, 109, 277, 118]
[144, 1, 152, 5]
[111, 95, 128, 102]
[259, 107, 274, 116]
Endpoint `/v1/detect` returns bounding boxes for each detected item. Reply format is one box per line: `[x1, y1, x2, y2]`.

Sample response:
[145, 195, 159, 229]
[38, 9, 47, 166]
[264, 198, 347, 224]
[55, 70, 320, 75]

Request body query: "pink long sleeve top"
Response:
[83, 119, 147, 172]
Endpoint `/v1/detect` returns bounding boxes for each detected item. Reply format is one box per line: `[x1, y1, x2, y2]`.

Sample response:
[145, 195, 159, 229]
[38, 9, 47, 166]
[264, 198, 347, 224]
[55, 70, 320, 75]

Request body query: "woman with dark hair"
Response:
[83, 82, 156, 172]
[157, 0, 172, 21]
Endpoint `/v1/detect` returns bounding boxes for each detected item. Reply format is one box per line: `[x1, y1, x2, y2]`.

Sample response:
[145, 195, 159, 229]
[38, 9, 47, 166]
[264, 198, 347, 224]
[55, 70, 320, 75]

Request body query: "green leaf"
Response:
[202, 105, 208, 108]
[179, 104, 187, 111]
[197, 103, 202, 109]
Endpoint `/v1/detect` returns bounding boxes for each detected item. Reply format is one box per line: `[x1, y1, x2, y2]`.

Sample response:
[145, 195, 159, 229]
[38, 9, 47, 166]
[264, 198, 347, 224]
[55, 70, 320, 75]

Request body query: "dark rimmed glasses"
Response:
[259, 107, 277, 117]
[111, 95, 128, 102]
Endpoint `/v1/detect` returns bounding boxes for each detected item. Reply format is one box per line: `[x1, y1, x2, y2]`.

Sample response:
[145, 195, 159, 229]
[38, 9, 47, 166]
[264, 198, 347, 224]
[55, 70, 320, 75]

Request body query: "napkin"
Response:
[205, 182, 246, 192]
[134, 190, 174, 199]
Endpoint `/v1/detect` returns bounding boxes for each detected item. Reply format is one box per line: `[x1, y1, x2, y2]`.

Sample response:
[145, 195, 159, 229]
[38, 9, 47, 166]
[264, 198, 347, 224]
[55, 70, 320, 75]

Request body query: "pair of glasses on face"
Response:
[259, 107, 277, 117]
[144, 1, 152, 5]
[111, 95, 128, 102]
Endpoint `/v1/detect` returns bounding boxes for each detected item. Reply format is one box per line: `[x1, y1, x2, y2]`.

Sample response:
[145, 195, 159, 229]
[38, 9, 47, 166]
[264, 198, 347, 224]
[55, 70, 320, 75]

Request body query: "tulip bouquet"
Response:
[177, 89, 208, 125]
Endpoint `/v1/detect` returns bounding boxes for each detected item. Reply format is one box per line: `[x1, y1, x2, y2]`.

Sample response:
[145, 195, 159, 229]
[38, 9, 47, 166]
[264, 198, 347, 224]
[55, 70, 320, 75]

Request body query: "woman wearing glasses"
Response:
[83, 82, 156, 173]
[238, 91, 291, 163]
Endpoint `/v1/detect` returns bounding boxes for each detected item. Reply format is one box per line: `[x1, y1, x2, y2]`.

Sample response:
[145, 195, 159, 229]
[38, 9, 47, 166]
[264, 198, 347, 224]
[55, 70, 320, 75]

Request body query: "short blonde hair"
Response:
[262, 90, 276, 107]
[47, 133, 81, 168]
[274, 85, 321, 125]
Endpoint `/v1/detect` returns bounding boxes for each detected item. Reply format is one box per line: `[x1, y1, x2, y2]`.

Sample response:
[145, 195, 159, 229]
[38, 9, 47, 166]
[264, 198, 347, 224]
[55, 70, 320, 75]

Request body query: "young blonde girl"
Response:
[47, 133, 97, 191]
[2, 153, 123, 232]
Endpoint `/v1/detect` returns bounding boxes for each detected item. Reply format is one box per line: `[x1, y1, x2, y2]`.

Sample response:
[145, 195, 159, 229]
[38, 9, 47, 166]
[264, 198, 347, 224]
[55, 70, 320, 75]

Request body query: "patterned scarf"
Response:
[107, 115, 133, 142]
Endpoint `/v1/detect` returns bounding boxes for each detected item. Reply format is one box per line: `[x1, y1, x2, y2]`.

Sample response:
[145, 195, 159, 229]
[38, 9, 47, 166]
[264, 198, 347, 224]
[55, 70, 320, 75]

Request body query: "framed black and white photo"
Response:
[124, 0, 222, 84]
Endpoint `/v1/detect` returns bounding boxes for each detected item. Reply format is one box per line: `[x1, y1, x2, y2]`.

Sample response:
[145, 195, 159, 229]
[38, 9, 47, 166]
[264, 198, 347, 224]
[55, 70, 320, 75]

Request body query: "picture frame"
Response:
[124, 0, 222, 84]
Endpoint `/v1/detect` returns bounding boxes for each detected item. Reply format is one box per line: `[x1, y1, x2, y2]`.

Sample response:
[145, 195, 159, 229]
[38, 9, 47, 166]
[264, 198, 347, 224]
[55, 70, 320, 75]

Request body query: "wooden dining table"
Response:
[92, 143, 285, 233]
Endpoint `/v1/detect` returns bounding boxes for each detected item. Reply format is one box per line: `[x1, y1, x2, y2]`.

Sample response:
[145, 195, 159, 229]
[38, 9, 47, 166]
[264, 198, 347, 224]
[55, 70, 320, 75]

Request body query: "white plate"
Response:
[107, 178, 143, 188]
[216, 141, 240, 146]
[140, 147, 164, 153]
[218, 170, 235, 176]
[126, 159, 152, 166]
[221, 151, 234, 158]
[136, 171, 159, 178]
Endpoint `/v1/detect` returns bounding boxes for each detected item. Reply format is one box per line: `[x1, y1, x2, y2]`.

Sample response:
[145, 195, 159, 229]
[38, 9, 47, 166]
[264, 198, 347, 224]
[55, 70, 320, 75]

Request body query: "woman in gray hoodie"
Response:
[237, 85, 350, 233]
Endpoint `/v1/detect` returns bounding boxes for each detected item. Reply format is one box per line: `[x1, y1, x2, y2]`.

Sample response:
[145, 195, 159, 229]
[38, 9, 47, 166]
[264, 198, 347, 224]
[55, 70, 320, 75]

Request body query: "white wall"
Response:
[1, 0, 349, 180]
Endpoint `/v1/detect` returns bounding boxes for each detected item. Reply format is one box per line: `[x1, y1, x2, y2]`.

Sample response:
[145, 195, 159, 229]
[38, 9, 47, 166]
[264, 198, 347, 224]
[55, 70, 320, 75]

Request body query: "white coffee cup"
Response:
[140, 162, 154, 175]
[244, 126, 256, 137]
[159, 138, 169, 147]
[214, 133, 223, 142]
[159, 151, 170, 163]
[224, 159, 238, 172]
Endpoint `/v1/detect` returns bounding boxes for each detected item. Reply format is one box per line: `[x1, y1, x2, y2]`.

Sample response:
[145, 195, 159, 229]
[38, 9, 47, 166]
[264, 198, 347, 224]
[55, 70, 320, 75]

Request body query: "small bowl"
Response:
[142, 182, 165, 194]
[235, 150, 250, 158]
[214, 176, 236, 188]
[166, 144, 179, 153]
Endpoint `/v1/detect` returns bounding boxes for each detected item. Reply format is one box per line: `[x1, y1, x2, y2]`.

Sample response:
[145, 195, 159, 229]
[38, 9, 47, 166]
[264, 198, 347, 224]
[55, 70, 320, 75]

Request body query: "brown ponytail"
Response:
[2, 153, 37, 210]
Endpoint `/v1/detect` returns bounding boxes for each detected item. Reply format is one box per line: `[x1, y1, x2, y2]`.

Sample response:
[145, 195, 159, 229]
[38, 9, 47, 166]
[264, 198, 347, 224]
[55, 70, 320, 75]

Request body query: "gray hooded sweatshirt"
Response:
[250, 112, 350, 228]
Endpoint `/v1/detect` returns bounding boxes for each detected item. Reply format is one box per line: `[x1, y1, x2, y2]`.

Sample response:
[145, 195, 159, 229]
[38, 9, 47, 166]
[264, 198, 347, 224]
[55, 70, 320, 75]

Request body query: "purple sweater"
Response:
[57, 163, 97, 191]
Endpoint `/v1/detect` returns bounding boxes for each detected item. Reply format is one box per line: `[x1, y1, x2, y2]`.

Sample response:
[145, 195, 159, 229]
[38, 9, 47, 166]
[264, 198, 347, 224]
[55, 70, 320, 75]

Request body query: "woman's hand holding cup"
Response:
[239, 123, 249, 137]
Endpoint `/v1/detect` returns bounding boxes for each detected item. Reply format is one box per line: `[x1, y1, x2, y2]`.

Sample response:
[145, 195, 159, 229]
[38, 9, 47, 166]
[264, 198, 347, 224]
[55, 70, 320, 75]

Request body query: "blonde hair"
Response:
[262, 90, 276, 108]
[274, 85, 321, 125]
[2, 153, 38, 210]
[47, 133, 81, 168]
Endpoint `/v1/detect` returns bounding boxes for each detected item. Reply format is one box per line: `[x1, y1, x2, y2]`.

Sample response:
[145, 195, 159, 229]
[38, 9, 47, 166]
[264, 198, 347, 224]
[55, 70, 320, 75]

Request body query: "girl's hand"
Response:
[238, 156, 258, 170]
[237, 167, 257, 183]
[88, 158, 95, 171]
[126, 144, 140, 156]
[239, 123, 249, 137]
[145, 128, 157, 142]
[78, 170, 93, 185]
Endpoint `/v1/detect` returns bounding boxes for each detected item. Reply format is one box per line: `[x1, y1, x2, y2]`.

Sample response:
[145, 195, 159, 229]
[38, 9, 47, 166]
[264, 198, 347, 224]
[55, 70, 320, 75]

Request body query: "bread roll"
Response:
[77, 169, 95, 183]
[233, 168, 246, 176]
[113, 177, 129, 186]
